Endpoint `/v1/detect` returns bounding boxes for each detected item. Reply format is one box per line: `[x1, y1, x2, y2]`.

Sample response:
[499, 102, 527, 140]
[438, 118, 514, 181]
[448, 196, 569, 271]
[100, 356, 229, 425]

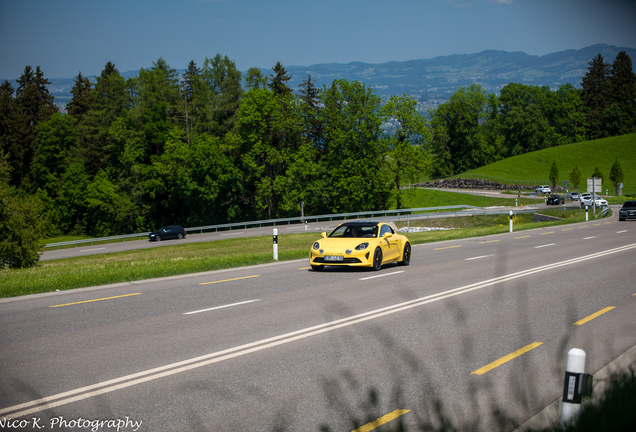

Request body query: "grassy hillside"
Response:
[461, 133, 636, 196]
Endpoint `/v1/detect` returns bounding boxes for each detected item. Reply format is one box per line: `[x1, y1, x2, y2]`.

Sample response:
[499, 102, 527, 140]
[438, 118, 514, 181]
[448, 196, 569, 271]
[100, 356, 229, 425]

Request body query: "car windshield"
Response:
[623, 201, 636, 207]
[329, 224, 377, 238]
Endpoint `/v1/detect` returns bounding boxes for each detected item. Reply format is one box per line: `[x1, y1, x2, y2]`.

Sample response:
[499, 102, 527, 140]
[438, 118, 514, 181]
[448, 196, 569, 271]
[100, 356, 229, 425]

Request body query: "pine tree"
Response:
[0, 81, 24, 186]
[569, 164, 582, 191]
[66, 72, 93, 122]
[15, 66, 58, 186]
[581, 54, 610, 140]
[182, 60, 200, 143]
[269, 62, 292, 97]
[82, 62, 129, 175]
[298, 75, 323, 149]
[607, 51, 636, 135]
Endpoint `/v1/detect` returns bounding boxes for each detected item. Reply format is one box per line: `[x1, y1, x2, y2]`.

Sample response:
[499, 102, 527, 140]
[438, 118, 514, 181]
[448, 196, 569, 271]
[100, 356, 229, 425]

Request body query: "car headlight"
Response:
[313, 242, 320, 250]
[355, 242, 369, 250]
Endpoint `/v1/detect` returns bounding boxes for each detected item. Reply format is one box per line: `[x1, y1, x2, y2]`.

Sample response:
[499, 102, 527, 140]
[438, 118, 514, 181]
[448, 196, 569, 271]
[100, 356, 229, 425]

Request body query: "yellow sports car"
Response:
[309, 221, 411, 271]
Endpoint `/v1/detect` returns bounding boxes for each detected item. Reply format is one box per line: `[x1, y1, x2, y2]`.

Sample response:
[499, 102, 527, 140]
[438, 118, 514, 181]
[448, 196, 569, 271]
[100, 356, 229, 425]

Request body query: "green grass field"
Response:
[461, 133, 636, 195]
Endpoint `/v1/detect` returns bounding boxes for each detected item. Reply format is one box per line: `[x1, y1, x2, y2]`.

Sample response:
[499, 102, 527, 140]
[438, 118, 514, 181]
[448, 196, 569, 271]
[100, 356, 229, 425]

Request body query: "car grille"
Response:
[313, 257, 362, 264]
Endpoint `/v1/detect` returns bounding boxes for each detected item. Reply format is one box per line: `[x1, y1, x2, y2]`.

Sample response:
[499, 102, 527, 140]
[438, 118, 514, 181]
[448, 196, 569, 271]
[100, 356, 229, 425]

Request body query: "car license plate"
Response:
[324, 255, 343, 262]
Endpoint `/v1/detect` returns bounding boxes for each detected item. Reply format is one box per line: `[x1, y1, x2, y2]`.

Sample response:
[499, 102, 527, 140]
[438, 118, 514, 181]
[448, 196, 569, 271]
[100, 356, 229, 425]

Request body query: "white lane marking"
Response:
[359, 271, 405, 280]
[466, 255, 493, 261]
[5, 242, 636, 419]
[184, 299, 260, 315]
[535, 244, 555, 249]
[583, 237, 596, 240]
[617, 230, 627, 233]
[80, 247, 106, 252]
[220, 232, 244, 236]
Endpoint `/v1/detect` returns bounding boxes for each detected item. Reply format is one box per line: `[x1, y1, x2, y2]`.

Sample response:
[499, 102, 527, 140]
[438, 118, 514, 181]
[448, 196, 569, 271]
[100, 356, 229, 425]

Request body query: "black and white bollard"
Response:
[560, 348, 593, 427]
[509, 211, 513, 233]
[273, 228, 278, 261]
[585, 206, 588, 221]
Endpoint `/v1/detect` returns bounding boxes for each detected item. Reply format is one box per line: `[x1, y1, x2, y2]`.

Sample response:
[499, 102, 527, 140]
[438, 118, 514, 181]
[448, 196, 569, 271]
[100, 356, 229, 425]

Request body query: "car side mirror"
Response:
[321, 232, 326, 238]
[384, 232, 393, 238]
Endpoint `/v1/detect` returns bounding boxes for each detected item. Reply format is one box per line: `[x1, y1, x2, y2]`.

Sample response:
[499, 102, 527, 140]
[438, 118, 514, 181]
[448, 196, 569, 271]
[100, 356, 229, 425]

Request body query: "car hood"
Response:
[317, 237, 376, 252]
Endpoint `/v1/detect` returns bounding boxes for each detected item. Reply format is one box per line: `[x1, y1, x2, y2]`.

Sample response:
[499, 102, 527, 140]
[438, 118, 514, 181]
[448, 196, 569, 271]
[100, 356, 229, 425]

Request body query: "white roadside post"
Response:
[585, 206, 588, 221]
[273, 228, 278, 261]
[560, 348, 592, 428]
[509, 210, 513, 233]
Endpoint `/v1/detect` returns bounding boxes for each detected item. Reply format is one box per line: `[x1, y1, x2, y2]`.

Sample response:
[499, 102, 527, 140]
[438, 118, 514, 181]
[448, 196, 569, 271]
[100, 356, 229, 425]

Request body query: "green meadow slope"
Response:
[462, 133, 636, 195]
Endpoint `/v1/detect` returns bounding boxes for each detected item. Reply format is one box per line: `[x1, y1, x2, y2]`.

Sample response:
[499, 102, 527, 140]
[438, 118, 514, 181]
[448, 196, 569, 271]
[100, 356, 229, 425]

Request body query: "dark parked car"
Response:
[619, 201, 636, 221]
[149, 225, 186, 241]
[546, 194, 565, 205]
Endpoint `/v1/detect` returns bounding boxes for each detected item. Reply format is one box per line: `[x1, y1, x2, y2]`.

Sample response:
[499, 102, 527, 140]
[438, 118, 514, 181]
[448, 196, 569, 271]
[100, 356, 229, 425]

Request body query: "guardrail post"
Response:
[560, 348, 592, 427]
[273, 229, 278, 261]
[585, 206, 588, 221]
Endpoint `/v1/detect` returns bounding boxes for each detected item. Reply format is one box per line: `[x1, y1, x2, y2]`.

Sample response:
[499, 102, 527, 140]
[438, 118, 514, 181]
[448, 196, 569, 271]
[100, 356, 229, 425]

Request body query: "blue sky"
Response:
[1, 0, 635, 79]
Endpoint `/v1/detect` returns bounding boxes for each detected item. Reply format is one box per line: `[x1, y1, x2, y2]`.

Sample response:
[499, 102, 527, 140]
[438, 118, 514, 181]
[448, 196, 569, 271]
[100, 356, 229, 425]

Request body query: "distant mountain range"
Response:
[7, 43, 635, 111]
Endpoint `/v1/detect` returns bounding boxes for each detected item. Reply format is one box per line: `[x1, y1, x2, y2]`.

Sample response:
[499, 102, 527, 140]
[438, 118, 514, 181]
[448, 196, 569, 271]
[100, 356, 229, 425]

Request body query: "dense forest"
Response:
[1, 51, 635, 267]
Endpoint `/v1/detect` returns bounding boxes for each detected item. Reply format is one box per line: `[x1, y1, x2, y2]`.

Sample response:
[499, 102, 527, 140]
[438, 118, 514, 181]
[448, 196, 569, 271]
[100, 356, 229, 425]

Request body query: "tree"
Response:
[0, 81, 24, 186]
[66, 72, 93, 122]
[14, 66, 58, 186]
[591, 166, 604, 182]
[298, 75, 323, 150]
[0, 149, 45, 269]
[181, 61, 200, 144]
[82, 62, 129, 175]
[319, 79, 391, 212]
[549, 161, 559, 189]
[581, 54, 610, 139]
[30, 112, 78, 195]
[200, 55, 243, 138]
[380, 95, 430, 209]
[609, 157, 624, 193]
[244, 67, 268, 91]
[429, 84, 491, 176]
[607, 51, 636, 135]
[269, 62, 292, 97]
[569, 164, 582, 191]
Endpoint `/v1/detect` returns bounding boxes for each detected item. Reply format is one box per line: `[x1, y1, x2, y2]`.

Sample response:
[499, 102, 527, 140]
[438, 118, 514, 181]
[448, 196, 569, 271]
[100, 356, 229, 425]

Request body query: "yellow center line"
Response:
[580, 226, 588, 228]
[352, 410, 411, 432]
[515, 235, 530, 239]
[433, 245, 462, 251]
[562, 228, 573, 231]
[298, 267, 312, 270]
[574, 306, 615, 325]
[593, 223, 601, 226]
[540, 232, 554, 235]
[479, 240, 500, 244]
[199, 275, 260, 285]
[605, 222, 612, 224]
[49, 293, 142, 308]
[471, 342, 543, 375]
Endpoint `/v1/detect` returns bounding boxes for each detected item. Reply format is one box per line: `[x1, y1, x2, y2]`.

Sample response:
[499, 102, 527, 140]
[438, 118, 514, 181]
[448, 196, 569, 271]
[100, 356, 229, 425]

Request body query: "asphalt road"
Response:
[39, 200, 575, 261]
[2, 216, 635, 431]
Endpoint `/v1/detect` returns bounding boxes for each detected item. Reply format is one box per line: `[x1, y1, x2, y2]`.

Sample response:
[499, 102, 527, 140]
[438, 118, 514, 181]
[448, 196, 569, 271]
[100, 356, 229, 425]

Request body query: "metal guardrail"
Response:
[42, 205, 477, 250]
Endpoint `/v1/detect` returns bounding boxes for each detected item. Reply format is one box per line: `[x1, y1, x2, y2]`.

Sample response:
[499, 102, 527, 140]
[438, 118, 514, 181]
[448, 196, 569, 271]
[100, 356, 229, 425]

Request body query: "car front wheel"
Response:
[398, 243, 411, 266]
[372, 248, 383, 271]
[156, 236, 161, 242]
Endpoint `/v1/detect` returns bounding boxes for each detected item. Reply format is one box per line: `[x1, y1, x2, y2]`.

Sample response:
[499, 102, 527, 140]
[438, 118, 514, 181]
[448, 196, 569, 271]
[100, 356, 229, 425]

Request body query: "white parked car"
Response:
[594, 197, 608, 207]
[580, 193, 593, 207]
[535, 185, 551, 194]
